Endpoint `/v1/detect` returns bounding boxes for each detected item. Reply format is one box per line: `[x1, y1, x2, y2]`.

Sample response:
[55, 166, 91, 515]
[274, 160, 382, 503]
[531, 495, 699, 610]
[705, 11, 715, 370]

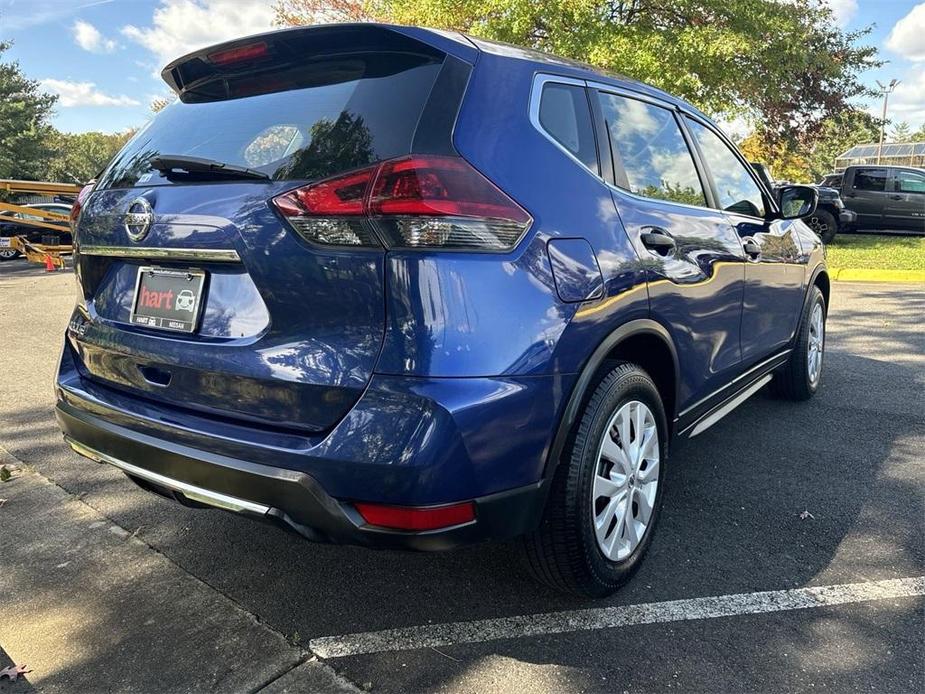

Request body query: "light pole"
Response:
[876, 79, 899, 165]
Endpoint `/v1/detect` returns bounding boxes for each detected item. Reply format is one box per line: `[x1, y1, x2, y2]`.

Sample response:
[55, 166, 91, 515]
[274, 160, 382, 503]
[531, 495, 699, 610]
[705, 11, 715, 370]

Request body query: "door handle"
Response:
[889, 194, 903, 200]
[640, 227, 676, 255]
[742, 237, 761, 259]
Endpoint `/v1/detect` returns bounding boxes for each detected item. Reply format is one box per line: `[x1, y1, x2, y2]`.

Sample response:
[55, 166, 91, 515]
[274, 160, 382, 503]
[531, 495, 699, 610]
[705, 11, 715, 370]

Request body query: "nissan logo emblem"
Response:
[124, 197, 154, 242]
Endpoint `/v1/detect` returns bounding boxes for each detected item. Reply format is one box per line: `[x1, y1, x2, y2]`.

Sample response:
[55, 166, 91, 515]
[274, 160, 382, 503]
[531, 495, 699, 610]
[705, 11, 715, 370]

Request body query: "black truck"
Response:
[817, 165, 925, 234]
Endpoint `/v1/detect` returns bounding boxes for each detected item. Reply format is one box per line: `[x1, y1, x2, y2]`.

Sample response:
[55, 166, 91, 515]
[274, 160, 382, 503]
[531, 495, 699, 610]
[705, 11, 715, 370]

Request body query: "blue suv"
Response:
[56, 24, 828, 597]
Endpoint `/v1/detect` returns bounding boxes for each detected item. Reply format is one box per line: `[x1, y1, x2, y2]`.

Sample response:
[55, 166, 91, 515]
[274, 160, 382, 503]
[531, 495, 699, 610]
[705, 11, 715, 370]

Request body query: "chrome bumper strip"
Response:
[65, 436, 269, 515]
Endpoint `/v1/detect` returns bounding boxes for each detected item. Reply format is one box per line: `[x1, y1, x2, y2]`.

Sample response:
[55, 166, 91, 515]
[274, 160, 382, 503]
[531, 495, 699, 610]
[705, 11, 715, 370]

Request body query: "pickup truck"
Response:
[751, 163, 854, 243]
[820, 165, 925, 234]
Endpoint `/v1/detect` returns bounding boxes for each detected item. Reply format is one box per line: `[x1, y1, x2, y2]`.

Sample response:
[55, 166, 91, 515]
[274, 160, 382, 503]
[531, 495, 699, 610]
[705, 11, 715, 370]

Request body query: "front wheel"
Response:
[804, 209, 837, 244]
[773, 286, 826, 400]
[0, 247, 20, 261]
[521, 362, 668, 597]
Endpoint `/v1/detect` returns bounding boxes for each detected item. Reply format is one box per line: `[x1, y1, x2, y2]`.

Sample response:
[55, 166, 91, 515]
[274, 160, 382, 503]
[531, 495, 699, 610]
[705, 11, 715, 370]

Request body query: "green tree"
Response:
[805, 110, 879, 181]
[274, 0, 878, 145]
[0, 41, 58, 180]
[46, 130, 134, 183]
[889, 120, 912, 143]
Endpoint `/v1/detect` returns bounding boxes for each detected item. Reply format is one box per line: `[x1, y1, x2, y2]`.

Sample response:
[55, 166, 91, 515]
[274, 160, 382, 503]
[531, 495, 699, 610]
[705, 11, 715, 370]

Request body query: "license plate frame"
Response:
[129, 266, 206, 334]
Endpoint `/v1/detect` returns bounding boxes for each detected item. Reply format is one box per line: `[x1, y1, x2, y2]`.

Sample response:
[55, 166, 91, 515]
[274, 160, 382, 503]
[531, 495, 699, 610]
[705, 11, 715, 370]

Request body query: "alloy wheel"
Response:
[591, 400, 660, 561]
[807, 303, 824, 384]
[808, 216, 828, 237]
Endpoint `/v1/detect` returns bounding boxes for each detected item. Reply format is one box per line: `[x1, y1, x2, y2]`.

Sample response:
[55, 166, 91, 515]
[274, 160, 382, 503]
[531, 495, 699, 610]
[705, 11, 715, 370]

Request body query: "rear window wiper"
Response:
[149, 155, 270, 181]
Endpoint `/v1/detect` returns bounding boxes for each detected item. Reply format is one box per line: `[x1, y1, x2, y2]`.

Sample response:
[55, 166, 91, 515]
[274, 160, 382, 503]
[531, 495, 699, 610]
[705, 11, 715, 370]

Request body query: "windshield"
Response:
[97, 52, 442, 190]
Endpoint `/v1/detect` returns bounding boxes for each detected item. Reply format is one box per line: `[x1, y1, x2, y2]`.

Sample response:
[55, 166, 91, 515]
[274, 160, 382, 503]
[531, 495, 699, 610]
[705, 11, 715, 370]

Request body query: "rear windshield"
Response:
[97, 52, 442, 190]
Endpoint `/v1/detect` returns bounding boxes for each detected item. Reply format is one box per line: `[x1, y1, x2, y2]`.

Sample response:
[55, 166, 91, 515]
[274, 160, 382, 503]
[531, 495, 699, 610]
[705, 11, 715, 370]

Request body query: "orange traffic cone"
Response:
[44, 254, 55, 272]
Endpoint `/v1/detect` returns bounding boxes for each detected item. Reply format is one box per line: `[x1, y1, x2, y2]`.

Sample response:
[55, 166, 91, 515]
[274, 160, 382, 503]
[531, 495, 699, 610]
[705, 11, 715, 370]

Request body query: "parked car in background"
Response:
[822, 165, 925, 234]
[751, 163, 854, 243]
[0, 202, 73, 260]
[57, 24, 830, 598]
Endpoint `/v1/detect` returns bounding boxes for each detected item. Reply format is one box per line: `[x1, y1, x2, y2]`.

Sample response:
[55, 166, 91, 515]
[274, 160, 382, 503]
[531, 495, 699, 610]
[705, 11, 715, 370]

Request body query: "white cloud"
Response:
[883, 66, 925, 128]
[825, 0, 858, 28]
[121, 0, 276, 68]
[886, 3, 925, 61]
[40, 79, 141, 107]
[72, 19, 118, 53]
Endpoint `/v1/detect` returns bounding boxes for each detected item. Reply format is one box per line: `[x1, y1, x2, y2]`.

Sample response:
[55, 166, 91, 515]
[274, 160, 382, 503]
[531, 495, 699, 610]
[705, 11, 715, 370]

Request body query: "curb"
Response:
[830, 268, 925, 283]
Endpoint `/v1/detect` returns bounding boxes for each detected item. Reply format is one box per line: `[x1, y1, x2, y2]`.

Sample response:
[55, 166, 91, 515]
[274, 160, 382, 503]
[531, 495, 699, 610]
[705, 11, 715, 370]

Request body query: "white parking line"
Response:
[310, 576, 925, 659]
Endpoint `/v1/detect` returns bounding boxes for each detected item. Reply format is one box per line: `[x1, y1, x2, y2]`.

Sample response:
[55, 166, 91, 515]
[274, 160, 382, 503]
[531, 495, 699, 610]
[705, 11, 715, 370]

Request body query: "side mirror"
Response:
[778, 185, 818, 220]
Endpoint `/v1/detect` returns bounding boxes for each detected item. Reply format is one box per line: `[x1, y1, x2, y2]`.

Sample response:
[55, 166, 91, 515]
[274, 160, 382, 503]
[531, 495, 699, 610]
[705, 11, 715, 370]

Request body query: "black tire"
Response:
[804, 209, 837, 244]
[0, 248, 20, 261]
[772, 286, 826, 401]
[521, 362, 669, 598]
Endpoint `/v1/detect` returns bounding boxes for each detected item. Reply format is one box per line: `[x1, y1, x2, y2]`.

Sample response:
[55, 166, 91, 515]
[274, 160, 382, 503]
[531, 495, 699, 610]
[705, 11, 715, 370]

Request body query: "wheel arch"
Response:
[544, 319, 679, 480]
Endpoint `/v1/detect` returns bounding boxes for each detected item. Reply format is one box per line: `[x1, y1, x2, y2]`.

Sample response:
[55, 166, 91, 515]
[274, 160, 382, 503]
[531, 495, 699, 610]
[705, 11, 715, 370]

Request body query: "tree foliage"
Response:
[46, 130, 134, 183]
[274, 0, 878, 146]
[889, 120, 912, 143]
[0, 41, 57, 180]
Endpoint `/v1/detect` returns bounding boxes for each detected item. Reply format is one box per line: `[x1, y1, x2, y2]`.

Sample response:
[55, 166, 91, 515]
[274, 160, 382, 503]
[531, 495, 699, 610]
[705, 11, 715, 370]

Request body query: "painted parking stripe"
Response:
[310, 576, 924, 659]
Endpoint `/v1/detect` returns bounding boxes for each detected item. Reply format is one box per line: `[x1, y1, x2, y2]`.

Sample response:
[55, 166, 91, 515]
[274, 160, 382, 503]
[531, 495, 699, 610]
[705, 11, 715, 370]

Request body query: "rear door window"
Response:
[97, 52, 443, 190]
[596, 92, 706, 207]
[538, 83, 598, 173]
[852, 168, 888, 192]
[893, 169, 925, 194]
[685, 118, 766, 218]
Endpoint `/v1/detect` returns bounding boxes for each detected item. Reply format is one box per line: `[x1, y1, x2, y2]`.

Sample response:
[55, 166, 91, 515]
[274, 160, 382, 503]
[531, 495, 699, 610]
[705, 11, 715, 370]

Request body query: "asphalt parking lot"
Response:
[0, 259, 922, 693]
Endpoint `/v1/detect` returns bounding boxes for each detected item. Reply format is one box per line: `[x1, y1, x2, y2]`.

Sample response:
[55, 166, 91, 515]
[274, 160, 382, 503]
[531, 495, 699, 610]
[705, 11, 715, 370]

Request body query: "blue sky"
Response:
[1, 0, 924, 136]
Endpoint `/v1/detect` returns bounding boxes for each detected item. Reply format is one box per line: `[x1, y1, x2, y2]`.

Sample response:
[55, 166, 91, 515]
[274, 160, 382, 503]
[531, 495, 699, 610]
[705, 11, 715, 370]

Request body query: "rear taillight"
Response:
[272, 155, 532, 251]
[70, 182, 95, 233]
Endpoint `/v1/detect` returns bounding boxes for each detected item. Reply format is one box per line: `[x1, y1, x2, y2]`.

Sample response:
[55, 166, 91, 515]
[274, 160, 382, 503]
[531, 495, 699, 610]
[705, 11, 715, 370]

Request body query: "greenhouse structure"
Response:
[834, 142, 925, 170]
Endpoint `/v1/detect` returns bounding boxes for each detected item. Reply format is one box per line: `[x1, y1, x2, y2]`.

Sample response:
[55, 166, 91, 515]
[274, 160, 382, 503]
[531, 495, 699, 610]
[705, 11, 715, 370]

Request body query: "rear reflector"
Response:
[272, 155, 531, 250]
[207, 41, 269, 66]
[355, 501, 476, 531]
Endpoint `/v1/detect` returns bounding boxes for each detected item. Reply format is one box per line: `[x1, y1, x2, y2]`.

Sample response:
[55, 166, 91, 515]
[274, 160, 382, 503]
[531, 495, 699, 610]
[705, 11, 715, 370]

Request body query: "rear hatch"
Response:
[70, 26, 453, 433]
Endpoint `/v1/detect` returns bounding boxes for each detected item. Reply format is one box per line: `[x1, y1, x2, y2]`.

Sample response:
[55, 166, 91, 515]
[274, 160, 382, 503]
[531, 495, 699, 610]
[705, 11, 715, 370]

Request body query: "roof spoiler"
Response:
[160, 24, 475, 101]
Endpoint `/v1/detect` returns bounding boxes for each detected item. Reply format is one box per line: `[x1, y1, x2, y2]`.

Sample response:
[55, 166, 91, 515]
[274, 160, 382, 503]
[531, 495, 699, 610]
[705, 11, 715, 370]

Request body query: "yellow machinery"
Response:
[0, 179, 83, 270]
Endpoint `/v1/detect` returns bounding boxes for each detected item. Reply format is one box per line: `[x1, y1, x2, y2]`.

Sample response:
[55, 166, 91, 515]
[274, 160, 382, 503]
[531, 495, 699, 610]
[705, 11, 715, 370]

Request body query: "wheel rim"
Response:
[591, 400, 660, 561]
[808, 216, 828, 237]
[808, 303, 824, 384]
[0, 249, 16, 259]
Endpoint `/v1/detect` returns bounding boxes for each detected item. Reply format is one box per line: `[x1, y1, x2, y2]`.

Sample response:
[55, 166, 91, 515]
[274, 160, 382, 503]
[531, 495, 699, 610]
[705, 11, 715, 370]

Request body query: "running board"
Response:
[689, 374, 773, 437]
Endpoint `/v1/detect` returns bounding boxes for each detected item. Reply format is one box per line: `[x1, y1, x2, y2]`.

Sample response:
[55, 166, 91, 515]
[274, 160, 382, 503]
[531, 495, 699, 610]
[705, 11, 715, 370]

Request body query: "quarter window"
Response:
[686, 119, 766, 218]
[597, 92, 706, 207]
[538, 83, 598, 173]
[852, 168, 888, 192]
[894, 170, 925, 194]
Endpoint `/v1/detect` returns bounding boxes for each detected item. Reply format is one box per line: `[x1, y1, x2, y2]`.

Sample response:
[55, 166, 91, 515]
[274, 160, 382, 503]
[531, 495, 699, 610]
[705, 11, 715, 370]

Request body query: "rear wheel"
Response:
[522, 362, 668, 597]
[804, 209, 837, 244]
[773, 286, 826, 400]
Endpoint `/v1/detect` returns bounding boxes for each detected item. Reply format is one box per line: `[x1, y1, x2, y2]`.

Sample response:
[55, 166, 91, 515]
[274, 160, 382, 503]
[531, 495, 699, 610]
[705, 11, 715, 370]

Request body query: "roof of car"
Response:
[461, 32, 711, 120]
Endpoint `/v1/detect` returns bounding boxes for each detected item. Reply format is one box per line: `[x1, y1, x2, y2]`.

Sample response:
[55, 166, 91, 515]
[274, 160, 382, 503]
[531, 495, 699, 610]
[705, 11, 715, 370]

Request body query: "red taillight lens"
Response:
[369, 156, 530, 222]
[271, 155, 531, 250]
[355, 501, 476, 531]
[207, 41, 269, 66]
[70, 182, 94, 232]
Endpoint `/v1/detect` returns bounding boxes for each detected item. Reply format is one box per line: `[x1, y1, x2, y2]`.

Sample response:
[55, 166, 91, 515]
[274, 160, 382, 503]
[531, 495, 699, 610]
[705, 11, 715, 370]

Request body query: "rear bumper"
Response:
[56, 397, 549, 550]
[55, 341, 567, 550]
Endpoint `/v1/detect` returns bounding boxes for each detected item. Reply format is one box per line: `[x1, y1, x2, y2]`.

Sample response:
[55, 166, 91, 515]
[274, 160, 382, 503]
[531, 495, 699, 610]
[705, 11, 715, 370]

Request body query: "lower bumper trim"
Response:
[65, 436, 271, 516]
